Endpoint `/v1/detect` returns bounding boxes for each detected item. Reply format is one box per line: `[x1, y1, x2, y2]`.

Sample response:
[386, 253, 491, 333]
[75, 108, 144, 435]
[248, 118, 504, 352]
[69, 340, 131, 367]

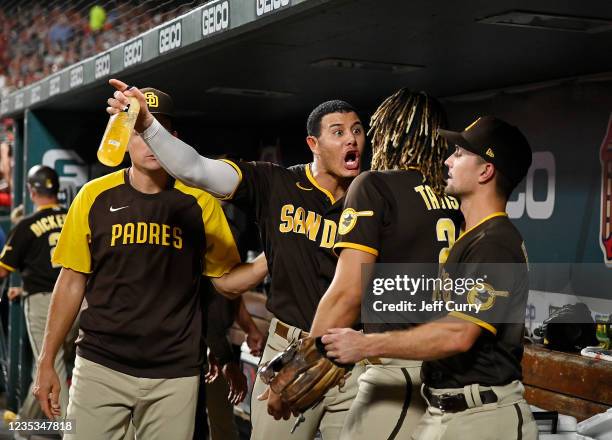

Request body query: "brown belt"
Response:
[424, 386, 498, 413]
[274, 321, 308, 340]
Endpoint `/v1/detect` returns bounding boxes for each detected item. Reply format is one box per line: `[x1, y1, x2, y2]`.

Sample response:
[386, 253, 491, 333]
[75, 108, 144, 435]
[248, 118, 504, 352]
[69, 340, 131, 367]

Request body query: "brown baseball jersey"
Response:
[53, 169, 240, 378]
[0, 205, 67, 294]
[422, 213, 529, 387]
[334, 169, 463, 332]
[223, 160, 342, 330]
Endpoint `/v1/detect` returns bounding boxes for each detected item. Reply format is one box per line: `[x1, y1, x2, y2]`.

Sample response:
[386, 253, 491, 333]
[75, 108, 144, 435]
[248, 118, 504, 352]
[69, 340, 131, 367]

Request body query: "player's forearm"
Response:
[311, 249, 371, 336]
[362, 318, 480, 361]
[212, 255, 267, 299]
[206, 334, 235, 366]
[141, 118, 240, 197]
[235, 296, 258, 334]
[38, 269, 86, 366]
[310, 286, 361, 337]
[212, 264, 257, 298]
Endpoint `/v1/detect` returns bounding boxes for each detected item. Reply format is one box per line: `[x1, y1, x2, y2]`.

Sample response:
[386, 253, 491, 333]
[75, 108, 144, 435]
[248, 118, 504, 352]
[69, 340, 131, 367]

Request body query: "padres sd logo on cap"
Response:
[144, 91, 159, 108]
[141, 87, 174, 117]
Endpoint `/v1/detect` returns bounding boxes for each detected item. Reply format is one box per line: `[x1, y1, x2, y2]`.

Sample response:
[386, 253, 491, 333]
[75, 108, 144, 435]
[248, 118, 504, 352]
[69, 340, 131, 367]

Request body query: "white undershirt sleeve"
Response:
[141, 118, 240, 198]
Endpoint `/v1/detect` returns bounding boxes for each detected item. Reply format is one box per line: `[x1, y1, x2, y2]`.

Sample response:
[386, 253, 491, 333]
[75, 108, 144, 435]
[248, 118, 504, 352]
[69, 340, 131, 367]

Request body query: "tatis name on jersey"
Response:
[110, 222, 183, 249]
[278, 204, 337, 248]
[414, 185, 459, 211]
[30, 213, 67, 237]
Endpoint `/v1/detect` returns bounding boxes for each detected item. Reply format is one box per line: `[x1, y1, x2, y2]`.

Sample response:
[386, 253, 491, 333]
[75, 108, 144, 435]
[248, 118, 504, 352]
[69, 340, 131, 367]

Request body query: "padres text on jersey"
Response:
[52, 169, 240, 378]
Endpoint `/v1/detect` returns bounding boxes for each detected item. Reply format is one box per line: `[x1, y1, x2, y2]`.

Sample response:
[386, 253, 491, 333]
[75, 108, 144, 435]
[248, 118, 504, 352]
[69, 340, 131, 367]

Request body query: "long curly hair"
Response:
[369, 89, 449, 194]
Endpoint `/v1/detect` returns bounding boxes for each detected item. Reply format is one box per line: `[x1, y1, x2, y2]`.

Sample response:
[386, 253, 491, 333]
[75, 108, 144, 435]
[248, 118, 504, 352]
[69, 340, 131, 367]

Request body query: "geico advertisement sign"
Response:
[256, 0, 289, 17]
[203, 1, 229, 37]
[124, 39, 143, 68]
[159, 22, 182, 54]
[94, 53, 111, 79]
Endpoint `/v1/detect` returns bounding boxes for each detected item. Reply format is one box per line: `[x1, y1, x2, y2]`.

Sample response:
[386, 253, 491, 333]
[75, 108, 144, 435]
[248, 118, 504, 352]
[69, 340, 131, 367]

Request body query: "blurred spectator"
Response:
[0, 0, 209, 97]
[0, 119, 14, 208]
[49, 14, 73, 48]
[89, 5, 107, 32]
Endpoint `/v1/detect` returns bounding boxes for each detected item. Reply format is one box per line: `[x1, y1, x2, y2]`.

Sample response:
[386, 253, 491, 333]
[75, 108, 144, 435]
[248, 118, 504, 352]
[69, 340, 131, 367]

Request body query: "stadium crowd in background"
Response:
[0, 119, 13, 209]
[0, 0, 208, 97]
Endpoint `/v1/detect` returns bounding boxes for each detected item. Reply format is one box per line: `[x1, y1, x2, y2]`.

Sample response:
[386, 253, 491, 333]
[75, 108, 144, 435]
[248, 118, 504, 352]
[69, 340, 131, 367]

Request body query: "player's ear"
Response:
[306, 135, 319, 155]
[478, 162, 496, 184]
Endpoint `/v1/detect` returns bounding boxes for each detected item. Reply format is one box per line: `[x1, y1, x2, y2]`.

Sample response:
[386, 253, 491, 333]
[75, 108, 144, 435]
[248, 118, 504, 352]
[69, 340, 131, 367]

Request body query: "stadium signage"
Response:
[69, 65, 84, 89]
[507, 151, 556, 220]
[202, 1, 230, 37]
[42, 149, 88, 206]
[95, 53, 112, 79]
[1, 0, 312, 117]
[159, 22, 182, 54]
[256, 0, 290, 17]
[15, 93, 24, 110]
[30, 85, 41, 104]
[124, 38, 143, 68]
[49, 76, 61, 96]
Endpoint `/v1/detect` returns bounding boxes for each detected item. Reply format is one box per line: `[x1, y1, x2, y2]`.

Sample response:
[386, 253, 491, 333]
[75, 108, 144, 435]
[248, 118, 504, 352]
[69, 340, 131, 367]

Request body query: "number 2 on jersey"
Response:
[436, 218, 456, 263]
[48, 232, 61, 268]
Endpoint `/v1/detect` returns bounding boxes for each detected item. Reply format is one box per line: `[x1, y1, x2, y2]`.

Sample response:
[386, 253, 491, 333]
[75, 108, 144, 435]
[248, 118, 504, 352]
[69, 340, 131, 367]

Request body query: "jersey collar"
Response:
[306, 163, 336, 204]
[455, 211, 507, 245]
[36, 203, 60, 211]
[125, 167, 175, 194]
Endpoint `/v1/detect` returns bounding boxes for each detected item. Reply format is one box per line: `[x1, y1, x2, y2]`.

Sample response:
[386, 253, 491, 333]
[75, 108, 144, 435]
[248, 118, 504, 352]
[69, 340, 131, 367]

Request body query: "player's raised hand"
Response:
[107, 79, 155, 133]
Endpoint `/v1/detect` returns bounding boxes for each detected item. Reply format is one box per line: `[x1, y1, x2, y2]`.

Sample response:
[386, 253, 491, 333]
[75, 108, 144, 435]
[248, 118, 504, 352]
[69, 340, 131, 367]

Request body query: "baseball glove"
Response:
[258, 336, 351, 413]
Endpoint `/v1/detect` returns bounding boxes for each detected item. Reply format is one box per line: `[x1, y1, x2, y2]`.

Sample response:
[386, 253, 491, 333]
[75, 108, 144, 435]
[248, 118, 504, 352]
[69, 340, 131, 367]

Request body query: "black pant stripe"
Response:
[387, 367, 412, 440]
[514, 403, 524, 440]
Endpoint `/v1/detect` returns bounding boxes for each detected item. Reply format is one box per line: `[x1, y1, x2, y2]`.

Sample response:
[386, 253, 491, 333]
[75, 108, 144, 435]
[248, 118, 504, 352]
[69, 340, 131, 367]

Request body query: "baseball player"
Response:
[33, 88, 246, 440]
[199, 288, 259, 440]
[106, 78, 367, 439]
[309, 89, 463, 439]
[322, 116, 538, 439]
[0, 165, 70, 420]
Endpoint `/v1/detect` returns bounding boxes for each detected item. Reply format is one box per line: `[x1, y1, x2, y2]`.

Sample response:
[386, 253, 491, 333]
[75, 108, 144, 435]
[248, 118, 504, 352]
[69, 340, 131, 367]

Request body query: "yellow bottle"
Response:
[97, 97, 140, 167]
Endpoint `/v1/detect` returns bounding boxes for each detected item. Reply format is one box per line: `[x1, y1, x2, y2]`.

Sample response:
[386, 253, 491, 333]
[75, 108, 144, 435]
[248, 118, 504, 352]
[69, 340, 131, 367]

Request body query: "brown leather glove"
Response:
[258, 337, 350, 413]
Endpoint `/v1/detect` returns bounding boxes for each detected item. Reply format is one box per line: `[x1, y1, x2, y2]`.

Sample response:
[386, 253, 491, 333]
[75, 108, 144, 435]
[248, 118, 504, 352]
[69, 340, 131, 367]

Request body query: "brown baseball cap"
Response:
[438, 116, 532, 188]
[141, 87, 174, 118]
